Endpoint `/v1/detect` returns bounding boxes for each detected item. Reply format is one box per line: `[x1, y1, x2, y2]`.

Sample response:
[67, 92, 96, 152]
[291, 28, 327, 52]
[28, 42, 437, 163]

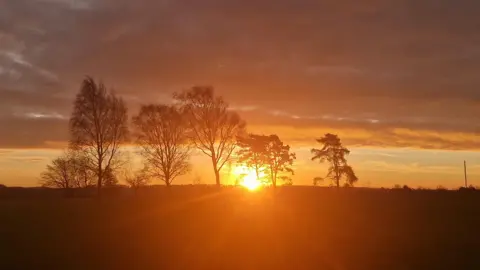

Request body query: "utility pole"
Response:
[464, 160, 468, 188]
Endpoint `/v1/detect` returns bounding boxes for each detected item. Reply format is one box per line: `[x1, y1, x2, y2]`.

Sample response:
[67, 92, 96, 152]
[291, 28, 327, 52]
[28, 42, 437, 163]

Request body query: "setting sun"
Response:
[233, 166, 264, 191]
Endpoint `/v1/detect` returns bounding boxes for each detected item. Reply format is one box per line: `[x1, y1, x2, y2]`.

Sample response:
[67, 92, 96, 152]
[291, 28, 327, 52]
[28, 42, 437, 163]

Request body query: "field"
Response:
[1, 186, 480, 270]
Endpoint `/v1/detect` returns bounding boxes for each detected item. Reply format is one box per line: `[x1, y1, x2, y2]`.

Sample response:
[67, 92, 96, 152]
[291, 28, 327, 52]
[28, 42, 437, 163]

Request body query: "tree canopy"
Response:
[174, 86, 245, 186]
[69, 77, 129, 195]
[132, 104, 190, 186]
[311, 133, 358, 188]
[237, 134, 295, 187]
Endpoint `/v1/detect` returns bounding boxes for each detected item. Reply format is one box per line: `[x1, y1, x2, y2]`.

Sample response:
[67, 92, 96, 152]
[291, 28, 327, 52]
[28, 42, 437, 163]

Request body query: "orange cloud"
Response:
[247, 124, 480, 150]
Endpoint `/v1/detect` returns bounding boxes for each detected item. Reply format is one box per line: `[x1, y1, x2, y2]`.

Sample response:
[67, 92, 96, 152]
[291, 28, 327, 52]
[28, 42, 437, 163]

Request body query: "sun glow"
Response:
[233, 166, 264, 191]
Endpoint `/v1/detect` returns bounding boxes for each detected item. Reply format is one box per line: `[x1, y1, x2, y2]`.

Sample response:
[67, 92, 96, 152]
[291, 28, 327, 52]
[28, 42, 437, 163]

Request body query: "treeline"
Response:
[40, 77, 357, 194]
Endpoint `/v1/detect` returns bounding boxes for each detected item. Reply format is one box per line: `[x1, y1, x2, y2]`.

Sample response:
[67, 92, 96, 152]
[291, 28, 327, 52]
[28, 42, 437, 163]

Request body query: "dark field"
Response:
[1, 186, 480, 270]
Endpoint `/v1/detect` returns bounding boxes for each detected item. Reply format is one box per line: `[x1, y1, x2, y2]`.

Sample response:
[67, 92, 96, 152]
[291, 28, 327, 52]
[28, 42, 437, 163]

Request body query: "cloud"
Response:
[248, 123, 480, 151]
[359, 160, 459, 174]
[1, 0, 480, 149]
[35, 0, 93, 10]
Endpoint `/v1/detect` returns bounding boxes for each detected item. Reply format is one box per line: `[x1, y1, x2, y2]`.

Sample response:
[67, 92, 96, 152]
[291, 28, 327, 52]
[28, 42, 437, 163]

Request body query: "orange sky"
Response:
[1, 144, 479, 189]
[1, 1, 480, 188]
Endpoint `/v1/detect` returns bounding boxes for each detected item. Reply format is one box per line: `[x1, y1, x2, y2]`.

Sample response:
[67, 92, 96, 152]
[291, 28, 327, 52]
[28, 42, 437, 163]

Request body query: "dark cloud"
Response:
[1, 0, 480, 148]
[0, 116, 68, 148]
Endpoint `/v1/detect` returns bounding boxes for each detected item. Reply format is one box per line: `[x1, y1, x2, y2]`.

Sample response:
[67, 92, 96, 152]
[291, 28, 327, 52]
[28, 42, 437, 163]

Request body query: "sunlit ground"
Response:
[233, 165, 265, 191]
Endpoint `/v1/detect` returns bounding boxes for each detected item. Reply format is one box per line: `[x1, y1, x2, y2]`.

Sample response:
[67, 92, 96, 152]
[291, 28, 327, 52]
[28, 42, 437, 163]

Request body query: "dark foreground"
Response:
[1, 186, 480, 270]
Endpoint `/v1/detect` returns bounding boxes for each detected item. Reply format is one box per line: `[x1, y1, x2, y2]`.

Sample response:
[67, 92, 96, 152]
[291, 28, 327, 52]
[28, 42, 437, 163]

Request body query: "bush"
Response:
[459, 185, 477, 192]
[0, 184, 6, 189]
[436, 185, 447, 191]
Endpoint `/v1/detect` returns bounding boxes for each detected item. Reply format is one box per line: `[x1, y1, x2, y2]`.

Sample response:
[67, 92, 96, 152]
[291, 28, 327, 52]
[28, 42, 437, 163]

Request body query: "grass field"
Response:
[1, 186, 480, 270]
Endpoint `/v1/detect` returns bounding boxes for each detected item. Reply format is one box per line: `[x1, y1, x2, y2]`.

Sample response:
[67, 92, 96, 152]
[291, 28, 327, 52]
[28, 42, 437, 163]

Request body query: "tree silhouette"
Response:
[69, 77, 129, 196]
[124, 168, 150, 192]
[237, 134, 295, 187]
[132, 104, 190, 186]
[103, 167, 118, 187]
[311, 133, 358, 188]
[40, 155, 76, 189]
[237, 134, 269, 182]
[313, 177, 324, 186]
[174, 86, 245, 186]
[40, 151, 95, 190]
[69, 151, 95, 188]
[264, 135, 296, 187]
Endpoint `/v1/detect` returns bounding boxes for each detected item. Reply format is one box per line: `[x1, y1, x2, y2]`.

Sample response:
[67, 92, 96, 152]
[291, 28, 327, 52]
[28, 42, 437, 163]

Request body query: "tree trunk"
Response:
[214, 168, 221, 186]
[97, 165, 103, 197]
[271, 170, 276, 188]
[210, 148, 221, 187]
[334, 161, 340, 189]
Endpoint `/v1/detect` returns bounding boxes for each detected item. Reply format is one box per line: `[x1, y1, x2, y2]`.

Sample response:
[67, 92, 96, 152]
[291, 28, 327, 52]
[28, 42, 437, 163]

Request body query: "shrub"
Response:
[459, 185, 477, 192]
[436, 185, 447, 191]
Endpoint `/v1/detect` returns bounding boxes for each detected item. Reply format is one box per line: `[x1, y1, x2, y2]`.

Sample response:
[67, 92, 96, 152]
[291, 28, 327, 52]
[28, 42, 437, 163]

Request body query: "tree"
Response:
[69, 152, 95, 188]
[132, 104, 191, 186]
[124, 168, 150, 192]
[40, 152, 95, 189]
[174, 86, 245, 186]
[192, 174, 204, 185]
[311, 133, 358, 188]
[237, 134, 269, 182]
[237, 134, 295, 187]
[69, 77, 129, 196]
[264, 135, 296, 187]
[40, 155, 75, 189]
[103, 167, 118, 187]
[313, 177, 324, 186]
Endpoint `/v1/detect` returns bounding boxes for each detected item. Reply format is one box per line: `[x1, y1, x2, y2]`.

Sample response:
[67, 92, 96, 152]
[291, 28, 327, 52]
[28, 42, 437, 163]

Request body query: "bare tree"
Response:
[174, 86, 245, 186]
[40, 155, 75, 189]
[69, 152, 95, 188]
[69, 77, 129, 196]
[103, 167, 119, 187]
[40, 151, 95, 189]
[311, 133, 358, 188]
[132, 104, 190, 186]
[124, 168, 150, 192]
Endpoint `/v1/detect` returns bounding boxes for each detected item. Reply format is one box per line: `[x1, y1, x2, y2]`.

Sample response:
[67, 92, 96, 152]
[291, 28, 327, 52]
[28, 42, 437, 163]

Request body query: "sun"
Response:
[233, 166, 263, 191]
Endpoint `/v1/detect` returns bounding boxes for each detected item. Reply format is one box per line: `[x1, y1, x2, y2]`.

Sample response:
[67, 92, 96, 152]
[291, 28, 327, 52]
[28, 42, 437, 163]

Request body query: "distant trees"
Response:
[174, 86, 245, 186]
[69, 77, 129, 196]
[237, 134, 295, 187]
[132, 105, 190, 186]
[37, 77, 366, 190]
[311, 133, 358, 188]
[313, 177, 324, 186]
